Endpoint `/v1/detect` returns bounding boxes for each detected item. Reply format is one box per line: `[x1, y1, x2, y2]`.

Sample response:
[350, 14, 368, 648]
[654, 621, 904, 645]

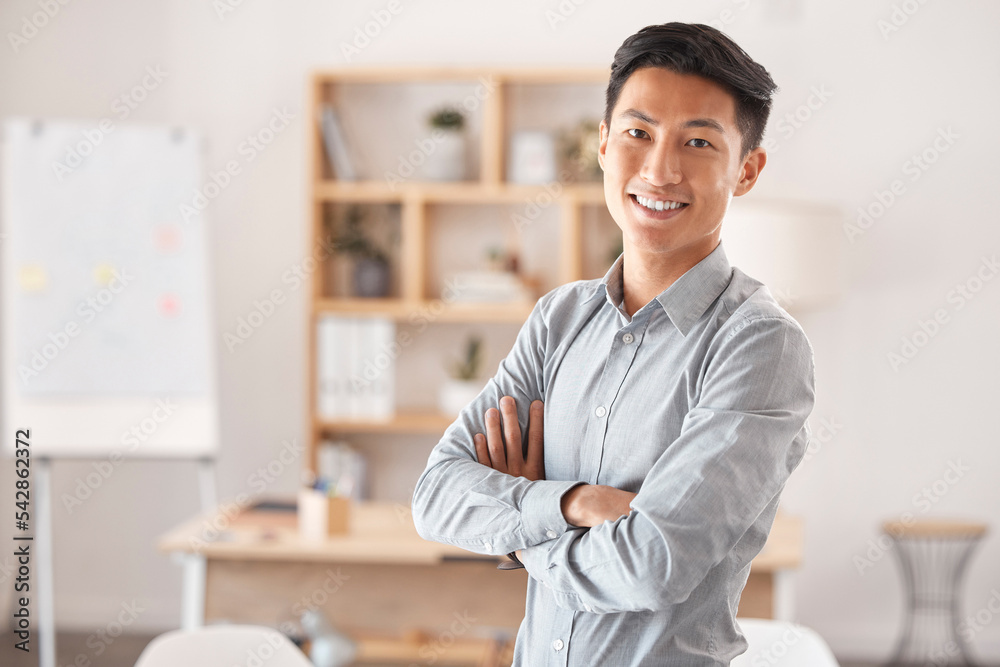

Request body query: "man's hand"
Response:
[561, 484, 637, 528]
[474, 396, 545, 481]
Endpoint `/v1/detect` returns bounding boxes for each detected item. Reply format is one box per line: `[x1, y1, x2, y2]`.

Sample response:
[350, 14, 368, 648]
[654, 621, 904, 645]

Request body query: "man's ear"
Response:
[598, 120, 609, 171]
[733, 146, 767, 196]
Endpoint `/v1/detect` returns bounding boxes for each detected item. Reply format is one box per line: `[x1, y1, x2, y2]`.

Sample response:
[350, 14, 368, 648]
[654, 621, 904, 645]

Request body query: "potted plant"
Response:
[439, 335, 485, 416]
[558, 118, 603, 182]
[326, 205, 392, 298]
[422, 106, 467, 181]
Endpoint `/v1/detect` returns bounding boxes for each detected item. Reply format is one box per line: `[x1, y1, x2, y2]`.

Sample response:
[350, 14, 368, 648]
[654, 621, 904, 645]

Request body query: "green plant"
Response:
[428, 106, 465, 132]
[558, 118, 603, 181]
[449, 335, 483, 381]
[326, 205, 390, 263]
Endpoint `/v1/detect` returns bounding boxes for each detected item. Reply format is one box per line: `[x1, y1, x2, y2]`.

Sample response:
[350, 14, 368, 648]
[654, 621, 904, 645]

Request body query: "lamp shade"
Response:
[722, 197, 844, 312]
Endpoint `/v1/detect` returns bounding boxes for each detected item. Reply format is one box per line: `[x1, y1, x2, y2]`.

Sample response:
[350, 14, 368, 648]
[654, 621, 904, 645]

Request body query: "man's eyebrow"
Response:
[617, 108, 726, 134]
[684, 118, 726, 134]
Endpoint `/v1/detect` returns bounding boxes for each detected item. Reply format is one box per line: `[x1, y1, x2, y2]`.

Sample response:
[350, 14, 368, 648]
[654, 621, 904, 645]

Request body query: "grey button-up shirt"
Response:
[411, 240, 816, 665]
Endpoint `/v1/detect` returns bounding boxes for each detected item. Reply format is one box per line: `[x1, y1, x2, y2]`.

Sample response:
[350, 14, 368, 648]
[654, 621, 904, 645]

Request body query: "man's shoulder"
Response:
[713, 267, 810, 346]
[534, 277, 604, 316]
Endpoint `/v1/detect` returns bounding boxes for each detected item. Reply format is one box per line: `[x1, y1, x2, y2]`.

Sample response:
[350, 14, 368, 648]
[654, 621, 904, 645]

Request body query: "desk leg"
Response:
[173, 552, 206, 629]
[773, 571, 795, 622]
[37, 458, 56, 667]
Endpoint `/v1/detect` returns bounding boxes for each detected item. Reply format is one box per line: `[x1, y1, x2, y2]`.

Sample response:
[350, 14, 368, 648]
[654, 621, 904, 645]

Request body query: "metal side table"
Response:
[883, 519, 988, 666]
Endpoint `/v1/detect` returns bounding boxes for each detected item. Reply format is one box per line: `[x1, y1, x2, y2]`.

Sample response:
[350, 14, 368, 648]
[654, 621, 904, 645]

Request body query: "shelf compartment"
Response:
[314, 298, 534, 323]
[319, 202, 403, 300]
[315, 180, 606, 204]
[317, 409, 455, 435]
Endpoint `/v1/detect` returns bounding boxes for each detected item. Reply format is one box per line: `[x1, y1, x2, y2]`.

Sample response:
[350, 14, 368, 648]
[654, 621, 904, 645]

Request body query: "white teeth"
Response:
[635, 195, 685, 211]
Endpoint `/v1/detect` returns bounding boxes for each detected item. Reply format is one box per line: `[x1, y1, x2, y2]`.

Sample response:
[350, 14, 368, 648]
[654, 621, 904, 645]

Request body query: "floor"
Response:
[0, 631, 988, 667]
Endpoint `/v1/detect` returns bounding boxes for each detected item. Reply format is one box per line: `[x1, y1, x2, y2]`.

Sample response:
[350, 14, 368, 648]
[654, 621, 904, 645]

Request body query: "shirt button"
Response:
[622, 332, 634, 344]
[595, 405, 607, 418]
[545, 529, 557, 539]
[483, 540, 492, 551]
[584, 603, 593, 612]
[552, 639, 564, 651]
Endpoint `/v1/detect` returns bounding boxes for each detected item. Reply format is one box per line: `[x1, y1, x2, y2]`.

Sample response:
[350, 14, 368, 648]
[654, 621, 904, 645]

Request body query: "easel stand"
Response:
[34, 456, 217, 667]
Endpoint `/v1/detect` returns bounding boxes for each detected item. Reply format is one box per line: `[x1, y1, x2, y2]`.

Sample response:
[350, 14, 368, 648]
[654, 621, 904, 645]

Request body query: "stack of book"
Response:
[319, 104, 357, 180]
[317, 316, 395, 420]
[446, 270, 534, 303]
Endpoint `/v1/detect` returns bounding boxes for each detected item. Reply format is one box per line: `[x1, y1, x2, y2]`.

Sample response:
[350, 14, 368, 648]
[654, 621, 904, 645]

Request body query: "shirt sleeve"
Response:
[410, 289, 585, 557]
[518, 314, 816, 613]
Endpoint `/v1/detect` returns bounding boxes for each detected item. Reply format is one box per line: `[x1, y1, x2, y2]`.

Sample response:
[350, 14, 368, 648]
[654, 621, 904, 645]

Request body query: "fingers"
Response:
[474, 433, 490, 466]
[484, 407, 508, 474]
[526, 399, 545, 480]
[499, 396, 523, 476]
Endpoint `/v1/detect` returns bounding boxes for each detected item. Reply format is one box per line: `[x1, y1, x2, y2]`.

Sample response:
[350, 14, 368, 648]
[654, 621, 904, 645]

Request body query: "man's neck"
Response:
[621, 241, 718, 317]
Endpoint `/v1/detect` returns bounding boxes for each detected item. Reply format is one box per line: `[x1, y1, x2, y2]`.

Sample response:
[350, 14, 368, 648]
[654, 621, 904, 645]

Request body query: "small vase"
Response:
[439, 378, 484, 416]
[422, 130, 466, 181]
[352, 258, 390, 298]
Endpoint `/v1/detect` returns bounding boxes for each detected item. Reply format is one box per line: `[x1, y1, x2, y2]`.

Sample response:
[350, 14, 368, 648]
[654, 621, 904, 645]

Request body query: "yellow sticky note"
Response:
[18, 265, 46, 291]
[94, 263, 116, 286]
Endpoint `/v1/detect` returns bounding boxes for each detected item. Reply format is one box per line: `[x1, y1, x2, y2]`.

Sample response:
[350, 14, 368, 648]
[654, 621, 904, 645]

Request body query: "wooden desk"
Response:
[158, 501, 802, 661]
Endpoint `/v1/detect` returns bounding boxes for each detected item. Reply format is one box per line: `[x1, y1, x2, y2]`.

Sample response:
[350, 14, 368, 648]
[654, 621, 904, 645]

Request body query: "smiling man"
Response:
[412, 22, 816, 665]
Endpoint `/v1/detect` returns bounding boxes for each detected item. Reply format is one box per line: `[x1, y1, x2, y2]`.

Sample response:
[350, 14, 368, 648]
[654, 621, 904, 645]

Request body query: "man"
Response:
[411, 22, 815, 665]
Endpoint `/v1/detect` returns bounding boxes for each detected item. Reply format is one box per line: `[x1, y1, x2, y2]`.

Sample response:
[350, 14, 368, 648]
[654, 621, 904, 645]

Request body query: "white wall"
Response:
[0, 0, 997, 661]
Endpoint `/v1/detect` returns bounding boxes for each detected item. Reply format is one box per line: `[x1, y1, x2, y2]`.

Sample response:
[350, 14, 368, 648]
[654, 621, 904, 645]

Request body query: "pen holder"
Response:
[298, 488, 351, 540]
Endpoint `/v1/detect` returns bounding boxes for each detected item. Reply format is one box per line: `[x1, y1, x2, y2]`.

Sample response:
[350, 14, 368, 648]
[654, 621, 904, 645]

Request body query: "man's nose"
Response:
[640, 141, 683, 186]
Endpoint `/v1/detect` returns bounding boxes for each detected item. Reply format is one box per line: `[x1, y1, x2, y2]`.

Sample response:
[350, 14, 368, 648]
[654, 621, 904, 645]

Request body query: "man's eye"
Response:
[627, 128, 649, 139]
[687, 138, 710, 148]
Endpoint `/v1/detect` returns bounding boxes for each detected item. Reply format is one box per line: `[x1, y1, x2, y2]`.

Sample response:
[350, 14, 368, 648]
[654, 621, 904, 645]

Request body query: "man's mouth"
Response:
[629, 194, 689, 216]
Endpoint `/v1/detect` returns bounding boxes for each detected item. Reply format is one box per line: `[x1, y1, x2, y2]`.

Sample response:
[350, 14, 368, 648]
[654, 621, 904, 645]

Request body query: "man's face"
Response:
[598, 66, 765, 262]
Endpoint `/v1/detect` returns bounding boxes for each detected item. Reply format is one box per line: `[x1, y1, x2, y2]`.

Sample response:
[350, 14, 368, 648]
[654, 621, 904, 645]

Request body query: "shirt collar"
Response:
[585, 241, 734, 336]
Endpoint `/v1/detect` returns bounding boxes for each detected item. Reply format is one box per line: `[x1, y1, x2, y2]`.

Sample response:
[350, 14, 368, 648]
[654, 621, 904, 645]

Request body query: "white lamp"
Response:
[722, 197, 844, 312]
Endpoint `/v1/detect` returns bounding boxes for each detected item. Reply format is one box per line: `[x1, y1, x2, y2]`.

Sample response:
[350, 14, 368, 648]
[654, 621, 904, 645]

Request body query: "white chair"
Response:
[134, 624, 313, 667]
[731, 618, 840, 667]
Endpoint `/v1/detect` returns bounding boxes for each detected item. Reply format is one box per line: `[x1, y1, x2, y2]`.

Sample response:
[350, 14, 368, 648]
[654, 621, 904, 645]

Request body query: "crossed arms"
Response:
[471, 394, 638, 563]
[410, 292, 815, 613]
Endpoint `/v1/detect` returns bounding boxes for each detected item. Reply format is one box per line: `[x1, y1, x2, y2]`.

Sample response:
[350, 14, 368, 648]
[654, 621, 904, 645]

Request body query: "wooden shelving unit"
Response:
[306, 66, 613, 473]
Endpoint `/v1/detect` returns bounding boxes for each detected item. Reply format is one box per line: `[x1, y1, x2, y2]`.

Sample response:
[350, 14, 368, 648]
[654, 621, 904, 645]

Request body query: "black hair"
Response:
[604, 23, 778, 158]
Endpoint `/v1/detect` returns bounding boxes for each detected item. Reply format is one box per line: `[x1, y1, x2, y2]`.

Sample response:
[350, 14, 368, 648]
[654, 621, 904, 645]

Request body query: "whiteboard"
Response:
[1, 118, 219, 458]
